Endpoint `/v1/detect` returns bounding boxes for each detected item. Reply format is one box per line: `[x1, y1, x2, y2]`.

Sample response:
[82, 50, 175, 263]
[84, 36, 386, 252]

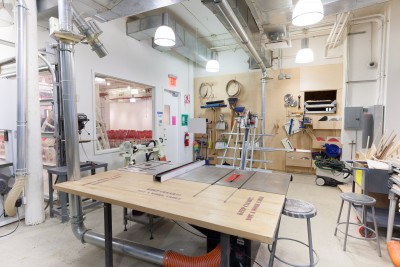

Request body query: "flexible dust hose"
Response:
[5, 176, 25, 216]
[162, 244, 221, 267]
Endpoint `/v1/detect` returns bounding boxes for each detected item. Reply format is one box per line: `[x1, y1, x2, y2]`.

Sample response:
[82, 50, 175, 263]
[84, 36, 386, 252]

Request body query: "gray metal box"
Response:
[344, 107, 363, 129]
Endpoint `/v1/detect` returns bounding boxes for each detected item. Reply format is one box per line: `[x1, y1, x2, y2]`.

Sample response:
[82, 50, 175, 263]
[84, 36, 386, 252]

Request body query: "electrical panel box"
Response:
[344, 107, 363, 129]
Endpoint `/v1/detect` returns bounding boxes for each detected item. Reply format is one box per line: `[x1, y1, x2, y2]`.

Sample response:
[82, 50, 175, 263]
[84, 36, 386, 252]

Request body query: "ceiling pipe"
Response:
[71, 6, 108, 58]
[214, 0, 266, 71]
[213, 0, 267, 153]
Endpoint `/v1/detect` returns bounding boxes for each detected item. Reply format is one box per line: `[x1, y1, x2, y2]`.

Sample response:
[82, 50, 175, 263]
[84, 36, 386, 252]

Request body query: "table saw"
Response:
[55, 161, 291, 266]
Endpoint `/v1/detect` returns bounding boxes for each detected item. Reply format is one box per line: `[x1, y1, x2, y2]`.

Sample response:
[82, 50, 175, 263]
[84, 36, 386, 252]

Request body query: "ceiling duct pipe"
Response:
[126, 14, 211, 67]
[213, 0, 266, 71]
[5, 0, 27, 217]
[71, 7, 108, 58]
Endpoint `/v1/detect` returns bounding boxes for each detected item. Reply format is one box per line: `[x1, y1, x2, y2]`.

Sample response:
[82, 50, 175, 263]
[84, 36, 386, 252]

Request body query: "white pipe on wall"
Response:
[24, 0, 45, 225]
[350, 14, 386, 105]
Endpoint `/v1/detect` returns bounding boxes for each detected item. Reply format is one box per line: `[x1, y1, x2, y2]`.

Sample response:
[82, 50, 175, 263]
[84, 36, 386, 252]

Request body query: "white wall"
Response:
[279, 35, 343, 69]
[385, 0, 400, 135]
[194, 34, 343, 79]
[35, 17, 194, 169]
[194, 49, 250, 77]
[109, 100, 152, 130]
[341, 14, 386, 160]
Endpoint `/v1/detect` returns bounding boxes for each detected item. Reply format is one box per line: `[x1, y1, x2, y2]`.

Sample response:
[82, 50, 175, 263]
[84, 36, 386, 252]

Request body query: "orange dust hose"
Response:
[162, 244, 221, 267]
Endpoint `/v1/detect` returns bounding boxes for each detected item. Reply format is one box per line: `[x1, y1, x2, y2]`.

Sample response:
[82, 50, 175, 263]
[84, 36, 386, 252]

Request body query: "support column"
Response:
[25, 0, 44, 225]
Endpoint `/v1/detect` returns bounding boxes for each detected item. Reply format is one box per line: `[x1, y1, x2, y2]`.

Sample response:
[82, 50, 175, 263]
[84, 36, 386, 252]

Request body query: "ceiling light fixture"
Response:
[106, 81, 110, 86]
[94, 77, 106, 84]
[130, 98, 136, 103]
[292, 0, 324, 27]
[154, 13, 175, 47]
[206, 51, 220, 73]
[296, 38, 314, 64]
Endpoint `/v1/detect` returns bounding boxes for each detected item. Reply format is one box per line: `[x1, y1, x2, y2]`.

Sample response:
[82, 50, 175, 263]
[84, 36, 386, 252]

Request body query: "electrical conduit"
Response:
[5, 0, 27, 217]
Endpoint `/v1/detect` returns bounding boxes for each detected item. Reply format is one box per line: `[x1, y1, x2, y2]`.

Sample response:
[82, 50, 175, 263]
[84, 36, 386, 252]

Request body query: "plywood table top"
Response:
[55, 170, 289, 244]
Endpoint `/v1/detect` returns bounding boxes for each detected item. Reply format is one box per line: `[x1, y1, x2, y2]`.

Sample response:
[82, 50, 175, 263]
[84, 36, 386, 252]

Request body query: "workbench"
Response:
[48, 161, 108, 222]
[55, 164, 291, 266]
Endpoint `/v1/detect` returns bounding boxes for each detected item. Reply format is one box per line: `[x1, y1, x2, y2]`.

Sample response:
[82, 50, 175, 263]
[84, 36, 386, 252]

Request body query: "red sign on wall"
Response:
[168, 74, 177, 88]
[184, 94, 190, 104]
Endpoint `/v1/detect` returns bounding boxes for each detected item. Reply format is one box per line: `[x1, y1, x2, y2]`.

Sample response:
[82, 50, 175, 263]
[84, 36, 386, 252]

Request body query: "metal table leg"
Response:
[104, 203, 113, 267]
[220, 233, 230, 267]
[48, 173, 54, 217]
[123, 207, 128, 231]
[387, 191, 398, 242]
[269, 217, 282, 267]
[307, 218, 315, 266]
[59, 175, 69, 223]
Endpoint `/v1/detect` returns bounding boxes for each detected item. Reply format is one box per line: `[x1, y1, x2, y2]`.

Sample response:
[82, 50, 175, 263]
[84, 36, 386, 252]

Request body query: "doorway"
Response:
[163, 89, 181, 163]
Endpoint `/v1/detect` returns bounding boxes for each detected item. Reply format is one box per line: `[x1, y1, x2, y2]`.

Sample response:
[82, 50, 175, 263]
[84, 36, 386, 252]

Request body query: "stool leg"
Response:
[268, 217, 281, 267]
[334, 199, 344, 236]
[371, 206, 381, 257]
[307, 218, 314, 267]
[343, 201, 352, 251]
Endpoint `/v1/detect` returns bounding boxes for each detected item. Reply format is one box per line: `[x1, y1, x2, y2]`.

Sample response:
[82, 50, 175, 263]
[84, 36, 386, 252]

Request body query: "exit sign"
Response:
[168, 74, 177, 88]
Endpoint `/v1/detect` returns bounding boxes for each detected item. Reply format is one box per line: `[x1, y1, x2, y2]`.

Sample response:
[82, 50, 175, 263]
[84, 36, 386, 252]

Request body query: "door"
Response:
[163, 89, 180, 163]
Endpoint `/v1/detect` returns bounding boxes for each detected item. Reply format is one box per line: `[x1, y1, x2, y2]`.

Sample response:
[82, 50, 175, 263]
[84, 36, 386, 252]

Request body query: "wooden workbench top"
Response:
[55, 170, 288, 244]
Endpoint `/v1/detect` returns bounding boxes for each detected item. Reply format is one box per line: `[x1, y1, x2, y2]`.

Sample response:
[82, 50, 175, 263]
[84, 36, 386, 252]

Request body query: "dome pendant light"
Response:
[296, 38, 314, 63]
[206, 51, 220, 72]
[154, 13, 175, 47]
[292, 0, 324, 26]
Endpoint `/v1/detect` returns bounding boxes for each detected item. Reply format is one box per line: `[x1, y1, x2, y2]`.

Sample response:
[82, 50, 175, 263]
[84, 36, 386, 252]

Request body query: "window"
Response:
[94, 73, 154, 152]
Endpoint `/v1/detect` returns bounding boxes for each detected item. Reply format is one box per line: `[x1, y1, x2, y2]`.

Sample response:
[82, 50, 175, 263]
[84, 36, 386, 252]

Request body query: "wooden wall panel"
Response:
[194, 64, 343, 173]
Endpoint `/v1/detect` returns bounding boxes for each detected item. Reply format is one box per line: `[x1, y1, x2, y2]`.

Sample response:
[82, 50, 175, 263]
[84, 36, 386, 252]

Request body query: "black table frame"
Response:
[102, 202, 231, 267]
[48, 162, 108, 222]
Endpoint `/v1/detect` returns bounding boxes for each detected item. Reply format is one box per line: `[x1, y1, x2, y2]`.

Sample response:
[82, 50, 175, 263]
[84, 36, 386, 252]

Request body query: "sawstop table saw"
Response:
[55, 161, 291, 267]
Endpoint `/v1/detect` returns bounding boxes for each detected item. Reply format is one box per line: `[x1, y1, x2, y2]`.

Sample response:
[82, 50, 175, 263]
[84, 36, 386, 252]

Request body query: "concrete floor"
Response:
[0, 173, 394, 267]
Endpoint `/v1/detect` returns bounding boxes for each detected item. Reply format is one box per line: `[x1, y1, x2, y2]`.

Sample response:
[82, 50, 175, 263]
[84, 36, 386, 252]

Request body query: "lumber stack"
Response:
[360, 132, 400, 161]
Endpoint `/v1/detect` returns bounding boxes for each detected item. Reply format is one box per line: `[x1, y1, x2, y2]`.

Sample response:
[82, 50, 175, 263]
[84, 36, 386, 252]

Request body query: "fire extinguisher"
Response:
[184, 132, 189, 147]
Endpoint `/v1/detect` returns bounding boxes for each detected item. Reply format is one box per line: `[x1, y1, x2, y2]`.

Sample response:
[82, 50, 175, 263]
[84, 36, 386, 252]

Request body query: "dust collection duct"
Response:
[5, 0, 27, 217]
[56, 1, 221, 265]
[202, 0, 271, 70]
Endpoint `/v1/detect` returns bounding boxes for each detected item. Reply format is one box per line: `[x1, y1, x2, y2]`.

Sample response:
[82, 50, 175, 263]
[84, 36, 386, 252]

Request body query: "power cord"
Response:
[315, 159, 352, 177]
[80, 143, 90, 161]
[173, 220, 264, 267]
[0, 208, 20, 238]
[173, 220, 206, 239]
[45, 176, 59, 211]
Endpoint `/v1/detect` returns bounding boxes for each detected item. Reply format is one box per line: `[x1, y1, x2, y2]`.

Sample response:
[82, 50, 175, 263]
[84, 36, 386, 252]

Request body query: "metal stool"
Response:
[268, 198, 318, 267]
[334, 192, 381, 257]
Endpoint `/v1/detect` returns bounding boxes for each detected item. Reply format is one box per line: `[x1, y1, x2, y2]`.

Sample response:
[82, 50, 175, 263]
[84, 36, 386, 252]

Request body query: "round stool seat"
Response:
[283, 198, 317, 219]
[340, 192, 376, 206]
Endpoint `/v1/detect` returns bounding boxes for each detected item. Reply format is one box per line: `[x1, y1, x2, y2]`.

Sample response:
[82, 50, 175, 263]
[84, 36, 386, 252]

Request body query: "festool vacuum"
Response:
[314, 144, 353, 186]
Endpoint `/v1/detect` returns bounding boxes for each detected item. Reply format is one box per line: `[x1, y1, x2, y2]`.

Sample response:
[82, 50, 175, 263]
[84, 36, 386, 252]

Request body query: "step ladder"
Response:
[217, 114, 274, 172]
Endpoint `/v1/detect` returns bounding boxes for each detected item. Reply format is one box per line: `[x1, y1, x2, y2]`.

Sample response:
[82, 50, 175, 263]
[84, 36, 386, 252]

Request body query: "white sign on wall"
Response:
[0, 79, 17, 130]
